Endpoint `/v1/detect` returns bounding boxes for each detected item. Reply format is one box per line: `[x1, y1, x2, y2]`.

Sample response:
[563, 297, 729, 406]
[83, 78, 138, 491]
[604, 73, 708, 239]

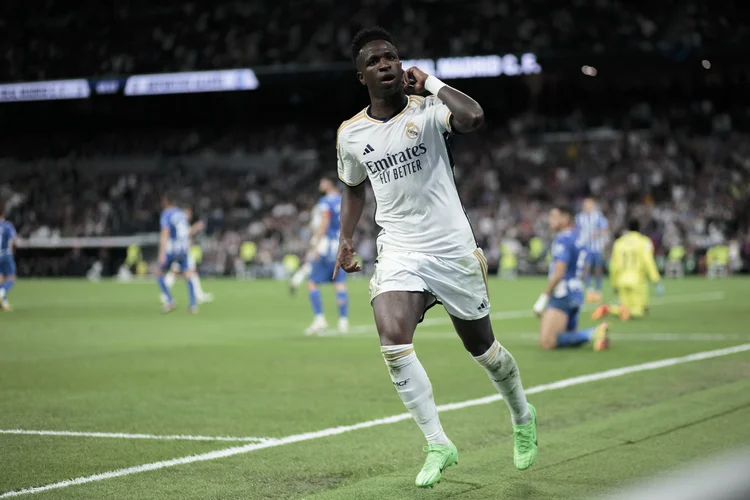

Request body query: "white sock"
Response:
[164, 272, 176, 289]
[473, 340, 530, 425]
[382, 344, 450, 446]
[190, 275, 204, 296]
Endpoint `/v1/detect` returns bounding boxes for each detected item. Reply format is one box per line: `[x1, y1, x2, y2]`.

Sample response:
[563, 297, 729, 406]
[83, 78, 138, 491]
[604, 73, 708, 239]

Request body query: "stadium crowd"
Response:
[2, 109, 749, 277]
[1, 0, 747, 82]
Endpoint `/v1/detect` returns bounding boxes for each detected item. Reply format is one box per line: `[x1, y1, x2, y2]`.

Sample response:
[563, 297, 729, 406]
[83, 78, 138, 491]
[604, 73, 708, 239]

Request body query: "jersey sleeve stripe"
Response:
[338, 174, 367, 187]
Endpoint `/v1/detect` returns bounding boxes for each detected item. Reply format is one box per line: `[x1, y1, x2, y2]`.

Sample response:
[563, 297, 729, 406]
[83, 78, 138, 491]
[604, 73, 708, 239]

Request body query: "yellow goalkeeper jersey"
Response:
[609, 231, 661, 288]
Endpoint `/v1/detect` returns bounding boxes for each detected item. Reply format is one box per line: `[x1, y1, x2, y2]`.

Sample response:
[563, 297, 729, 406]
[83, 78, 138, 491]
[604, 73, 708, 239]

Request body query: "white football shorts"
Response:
[369, 248, 490, 321]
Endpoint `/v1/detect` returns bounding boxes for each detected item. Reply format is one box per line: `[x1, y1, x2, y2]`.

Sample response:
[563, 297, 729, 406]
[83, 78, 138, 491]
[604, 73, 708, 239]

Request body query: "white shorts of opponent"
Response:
[369, 248, 490, 322]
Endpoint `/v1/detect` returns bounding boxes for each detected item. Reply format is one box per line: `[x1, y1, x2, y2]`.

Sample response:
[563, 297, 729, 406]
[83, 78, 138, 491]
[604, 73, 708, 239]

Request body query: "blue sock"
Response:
[594, 274, 603, 292]
[187, 279, 196, 309]
[158, 276, 173, 304]
[2, 279, 14, 296]
[309, 289, 323, 316]
[336, 290, 349, 318]
[556, 328, 594, 348]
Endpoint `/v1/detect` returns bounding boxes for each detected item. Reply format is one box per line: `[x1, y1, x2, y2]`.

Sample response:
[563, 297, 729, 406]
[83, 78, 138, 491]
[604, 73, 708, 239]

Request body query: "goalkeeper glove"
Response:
[656, 282, 665, 296]
[533, 293, 549, 316]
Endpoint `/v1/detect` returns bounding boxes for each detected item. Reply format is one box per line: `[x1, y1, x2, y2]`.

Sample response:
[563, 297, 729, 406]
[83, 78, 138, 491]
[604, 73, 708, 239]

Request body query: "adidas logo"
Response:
[363, 144, 375, 155]
[477, 300, 489, 312]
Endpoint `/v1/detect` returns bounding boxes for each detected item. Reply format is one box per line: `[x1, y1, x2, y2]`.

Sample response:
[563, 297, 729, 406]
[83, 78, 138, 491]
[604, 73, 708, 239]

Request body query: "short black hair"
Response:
[351, 26, 395, 64]
[553, 203, 574, 218]
[628, 218, 640, 232]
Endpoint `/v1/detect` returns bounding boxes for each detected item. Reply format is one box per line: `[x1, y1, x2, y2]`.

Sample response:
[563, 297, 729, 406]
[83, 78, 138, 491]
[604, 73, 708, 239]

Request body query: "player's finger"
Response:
[332, 260, 341, 279]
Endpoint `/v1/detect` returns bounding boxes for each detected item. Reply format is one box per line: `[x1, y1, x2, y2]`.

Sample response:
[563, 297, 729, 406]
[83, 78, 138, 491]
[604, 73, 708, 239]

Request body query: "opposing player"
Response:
[0, 201, 17, 312]
[532, 205, 609, 350]
[162, 205, 213, 305]
[334, 27, 537, 487]
[305, 177, 349, 335]
[157, 192, 197, 314]
[576, 197, 609, 303]
[592, 219, 663, 321]
[288, 203, 320, 295]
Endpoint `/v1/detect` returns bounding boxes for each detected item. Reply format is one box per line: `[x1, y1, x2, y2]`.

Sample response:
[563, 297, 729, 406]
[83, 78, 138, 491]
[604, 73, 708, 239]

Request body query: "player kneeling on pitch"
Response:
[533, 205, 609, 351]
[334, 27, 537, 489]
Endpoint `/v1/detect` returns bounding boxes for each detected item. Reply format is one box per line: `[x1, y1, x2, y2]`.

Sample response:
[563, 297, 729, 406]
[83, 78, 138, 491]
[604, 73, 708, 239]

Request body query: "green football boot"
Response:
[415, 441, 458, 488]
[513, 403, 538, 470]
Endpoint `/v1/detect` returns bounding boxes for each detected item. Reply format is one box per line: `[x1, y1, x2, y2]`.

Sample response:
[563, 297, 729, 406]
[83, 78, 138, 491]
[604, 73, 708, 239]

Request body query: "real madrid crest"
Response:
[405, 122, 420, 140]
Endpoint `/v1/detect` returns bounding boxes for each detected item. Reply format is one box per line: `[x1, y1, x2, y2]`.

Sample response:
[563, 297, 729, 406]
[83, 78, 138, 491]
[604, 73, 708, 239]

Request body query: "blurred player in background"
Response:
[592, 219, 663, 321]
[157, 192, 197, 314]
[305, 176, 349, 335]
[288, 203, 320, 295]
[162, 204, 213, 305]
[533, 205, 609, 350]
[576, 197, 609, 303]
[0, 201, 17, 312]
[335, 27, 536, 487]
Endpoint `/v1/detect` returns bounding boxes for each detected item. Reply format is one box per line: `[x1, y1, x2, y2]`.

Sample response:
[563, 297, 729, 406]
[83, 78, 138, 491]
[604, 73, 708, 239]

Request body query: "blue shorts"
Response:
[160, 253, 189, 273]
[586, 251, 603, 269]
[0, 255, 16, 276]
[310, 256, 346, 285]
[548, 292, 583, 332]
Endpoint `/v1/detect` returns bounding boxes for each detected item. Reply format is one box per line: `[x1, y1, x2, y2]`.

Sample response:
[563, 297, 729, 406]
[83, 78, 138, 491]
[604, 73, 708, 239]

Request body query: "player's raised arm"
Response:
[404, 67, 484, 133]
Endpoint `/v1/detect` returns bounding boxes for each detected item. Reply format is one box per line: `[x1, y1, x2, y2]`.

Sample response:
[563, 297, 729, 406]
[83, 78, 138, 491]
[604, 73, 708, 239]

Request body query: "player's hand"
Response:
[403, 66, 429, 94]
[333, 238, 361, 279]
[656, 282, 665, 296]
[191, 220, 205, 233]
[532, 293, 549, 318]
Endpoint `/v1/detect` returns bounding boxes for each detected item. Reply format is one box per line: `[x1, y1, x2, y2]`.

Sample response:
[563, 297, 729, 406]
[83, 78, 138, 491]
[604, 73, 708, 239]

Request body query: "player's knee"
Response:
[377, 315, 415, 345]
[307, 281, 318, 292]
[334, 283, 347, 293]
[540, 336, 557, 350]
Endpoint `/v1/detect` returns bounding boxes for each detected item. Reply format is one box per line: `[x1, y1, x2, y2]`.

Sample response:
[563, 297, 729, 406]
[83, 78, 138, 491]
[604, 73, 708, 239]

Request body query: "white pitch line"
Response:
[334, 291, 726, 337]
[2, 342, 749, 499]
[0, 430, 274, 443]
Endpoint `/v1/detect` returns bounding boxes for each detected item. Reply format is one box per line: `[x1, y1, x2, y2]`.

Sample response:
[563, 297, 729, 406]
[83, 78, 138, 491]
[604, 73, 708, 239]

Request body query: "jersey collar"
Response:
[365, 96, 409, 123]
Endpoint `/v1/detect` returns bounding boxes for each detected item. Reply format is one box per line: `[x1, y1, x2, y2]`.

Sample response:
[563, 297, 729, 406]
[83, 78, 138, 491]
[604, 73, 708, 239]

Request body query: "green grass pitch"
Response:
[1, 277, 750, 499]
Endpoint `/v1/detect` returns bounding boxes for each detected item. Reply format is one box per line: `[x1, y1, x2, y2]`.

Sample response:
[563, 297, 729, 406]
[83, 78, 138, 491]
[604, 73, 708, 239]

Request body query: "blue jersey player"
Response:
[575, 197, 609, 303]
[305, 177, 349, 335]
[157, 192, 197, 313]
[533, 204, 609, 351]
[0, 201, 17, 312]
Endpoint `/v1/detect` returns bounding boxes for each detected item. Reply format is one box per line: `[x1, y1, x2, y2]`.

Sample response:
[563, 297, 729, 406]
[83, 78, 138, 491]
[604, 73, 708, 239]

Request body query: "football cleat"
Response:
[513, 403, 538, 470]
[592, 322, 610, 352]
[591, 304, 609, 320]
[305, 316, 328, 336]
[338, 317, 349, 334]
[415, 442, 458, 488]
[619, 306, 631, 321]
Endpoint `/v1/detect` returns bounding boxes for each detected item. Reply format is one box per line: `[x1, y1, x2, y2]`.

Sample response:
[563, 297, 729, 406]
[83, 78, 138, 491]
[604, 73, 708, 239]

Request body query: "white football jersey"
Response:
[337, 95, 477, 258]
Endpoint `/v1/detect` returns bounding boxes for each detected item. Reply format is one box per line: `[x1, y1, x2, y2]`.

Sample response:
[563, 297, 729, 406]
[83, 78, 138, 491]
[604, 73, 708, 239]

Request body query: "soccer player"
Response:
[305, 177, 349, 335]
[288, 203, 320, 295]
[162, 205, 213, 305]
[575, 197, 609, 303]
[0, 202, 17, 312]
[532, 205, 609, 351]
[592, 219, 663, 321]
[334, 27, 537, 487]
[157, 192, 197, 314]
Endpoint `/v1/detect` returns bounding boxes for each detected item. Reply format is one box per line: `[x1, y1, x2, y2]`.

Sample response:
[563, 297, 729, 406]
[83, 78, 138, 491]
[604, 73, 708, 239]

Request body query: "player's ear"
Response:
[357, 71, 366, 87]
